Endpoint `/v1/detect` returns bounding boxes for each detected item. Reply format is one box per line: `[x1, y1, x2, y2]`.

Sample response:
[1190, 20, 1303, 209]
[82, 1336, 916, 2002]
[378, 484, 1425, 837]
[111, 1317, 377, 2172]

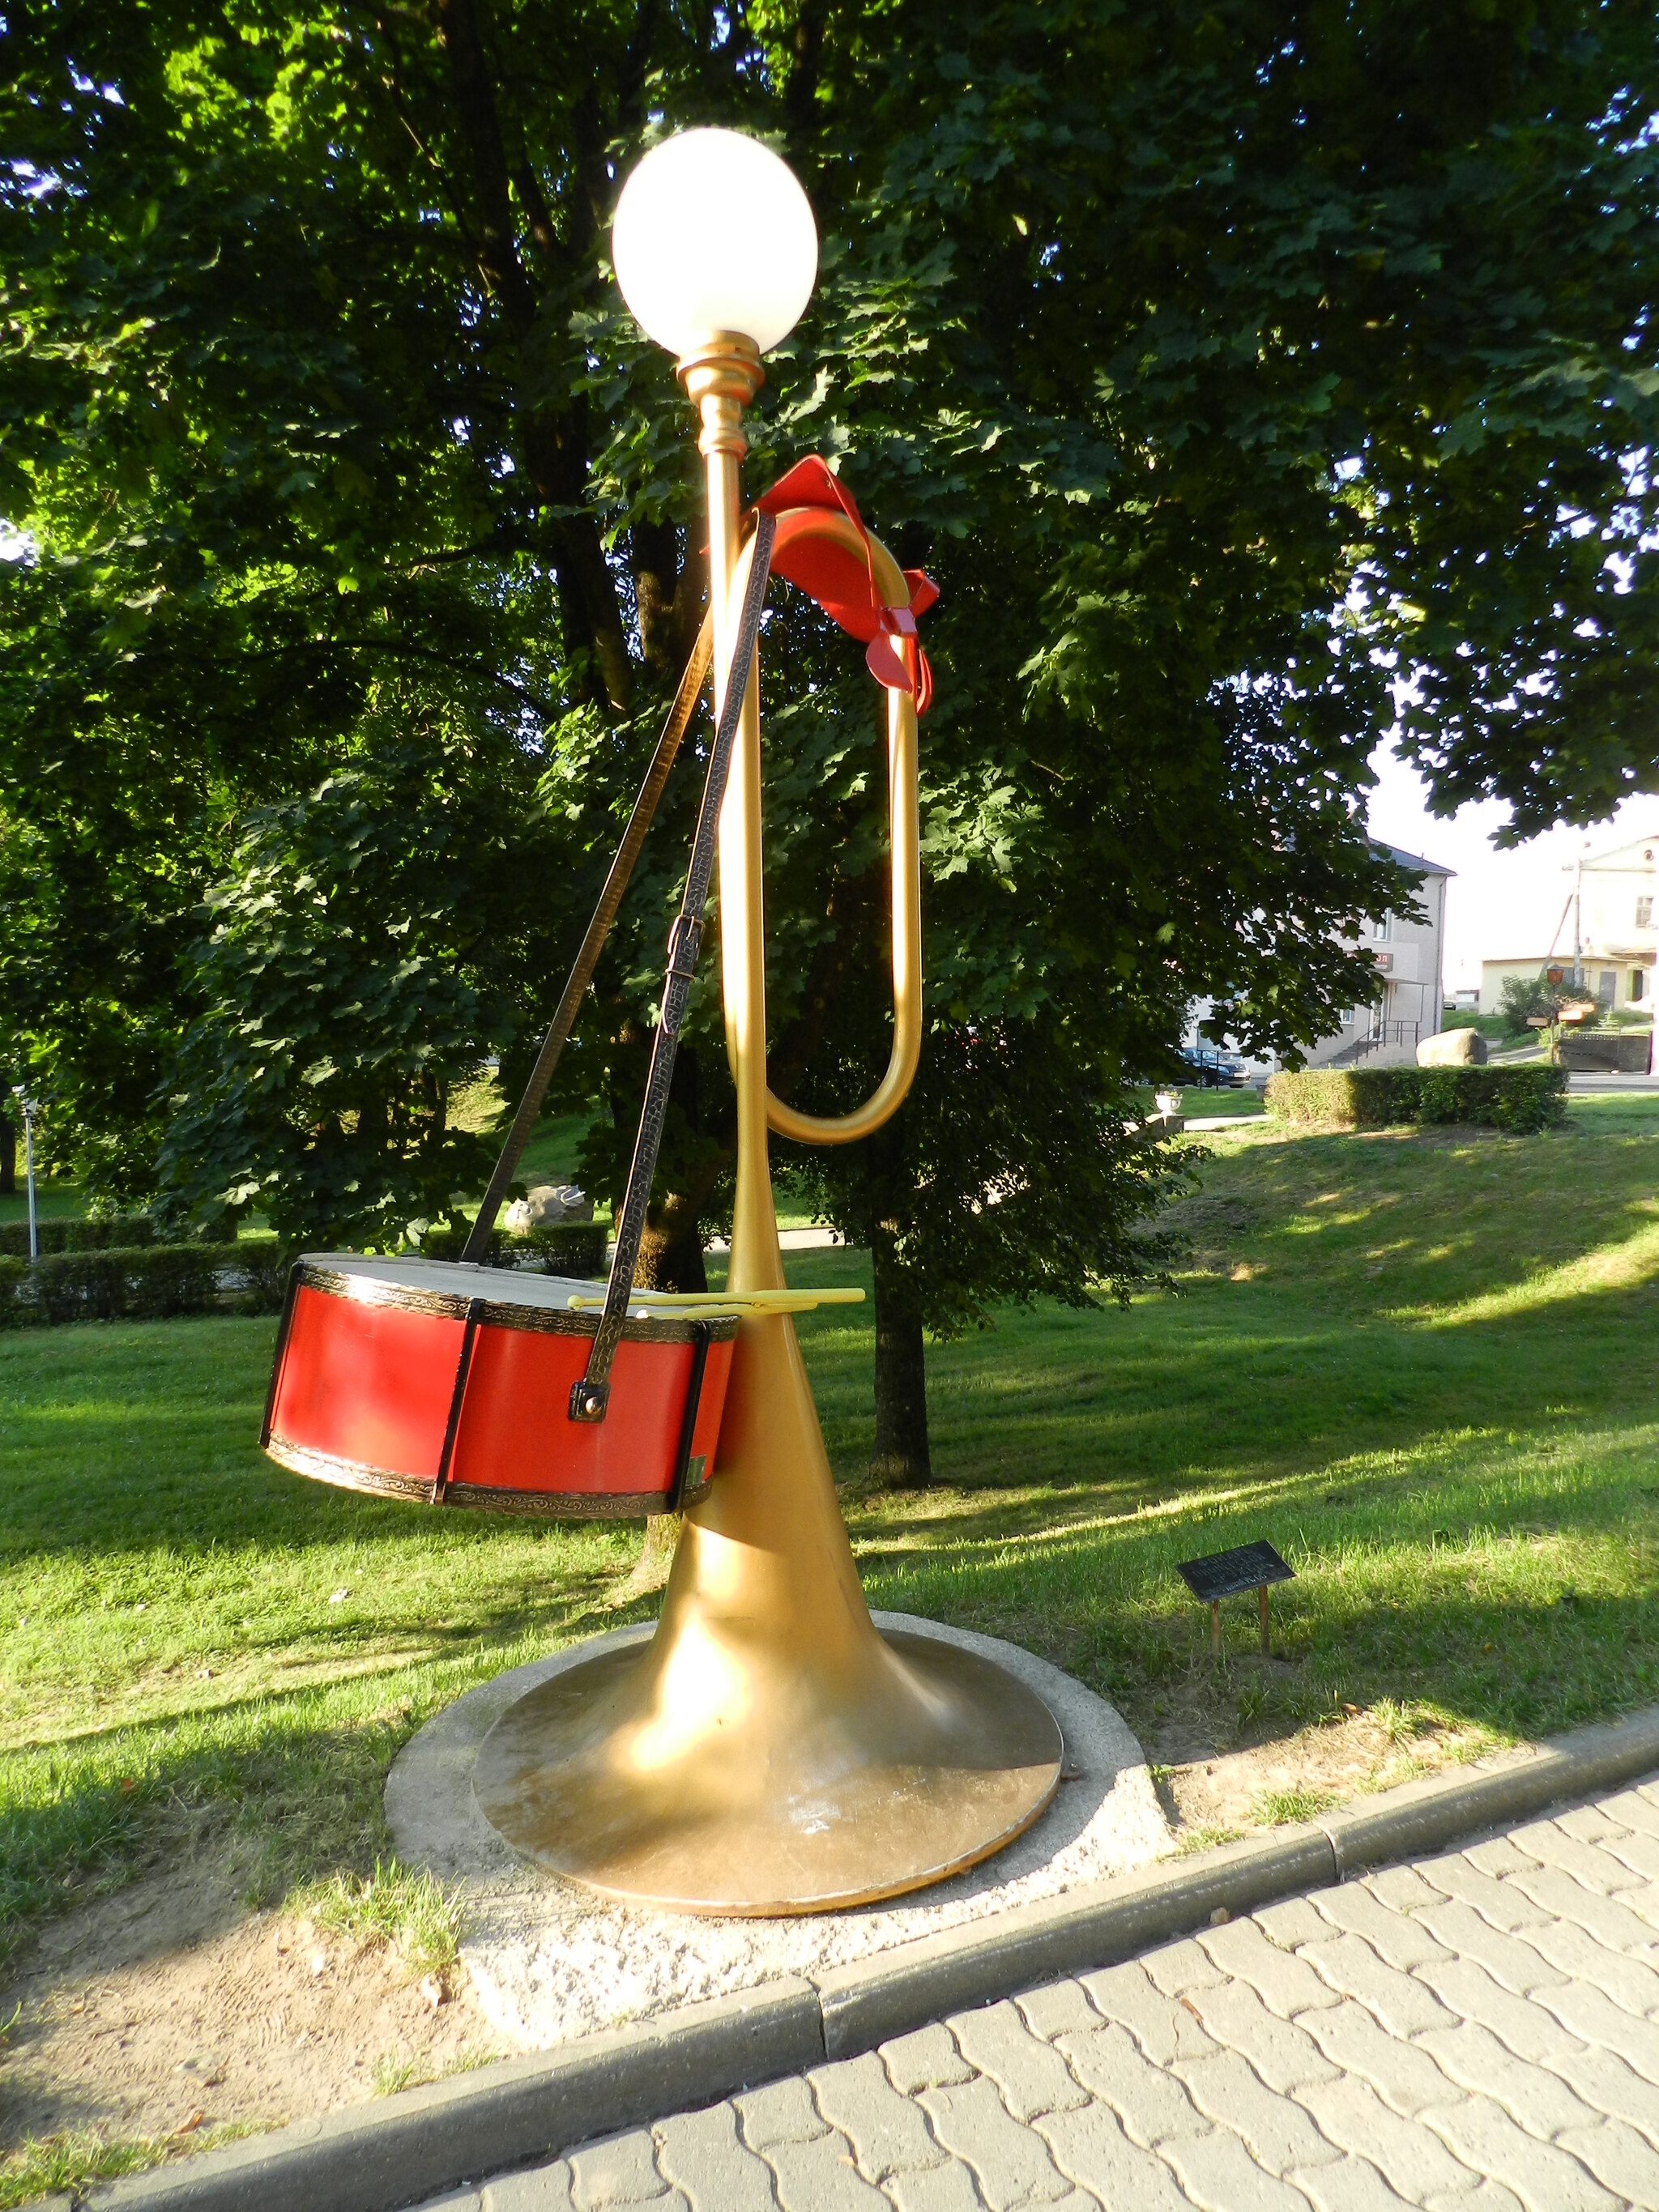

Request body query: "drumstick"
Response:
[565, 1289, 864, 1314]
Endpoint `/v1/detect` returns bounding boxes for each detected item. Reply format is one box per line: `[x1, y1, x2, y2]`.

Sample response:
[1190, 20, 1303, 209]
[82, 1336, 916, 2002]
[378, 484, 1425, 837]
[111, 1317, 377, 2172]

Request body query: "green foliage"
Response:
[1499, 974, 1601, 1030]
[791, 1012, 1191, 1337]
[1265, 1066, 1568, 1133]
[2, 0, 1656, 1288]
[0, 1243, 224, 1328]
[152, 724, 574, 1249]
[0, 1213, 156, 1258]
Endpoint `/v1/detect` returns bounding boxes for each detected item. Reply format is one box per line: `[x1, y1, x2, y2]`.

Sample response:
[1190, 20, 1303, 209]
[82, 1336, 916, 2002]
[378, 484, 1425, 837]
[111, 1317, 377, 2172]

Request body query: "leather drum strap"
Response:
[569, 509, 778, 1422]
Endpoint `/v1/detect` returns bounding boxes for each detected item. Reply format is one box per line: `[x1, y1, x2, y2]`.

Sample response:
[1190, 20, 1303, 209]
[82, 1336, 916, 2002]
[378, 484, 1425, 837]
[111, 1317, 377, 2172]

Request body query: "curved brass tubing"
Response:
[756, 506, 923, 1147]
[470, 361, 1062, 1916]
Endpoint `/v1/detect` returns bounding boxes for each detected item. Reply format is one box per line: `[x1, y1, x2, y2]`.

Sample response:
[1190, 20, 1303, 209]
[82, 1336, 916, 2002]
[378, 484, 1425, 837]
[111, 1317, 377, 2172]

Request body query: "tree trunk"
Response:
[630, 517, 702, 680]
[870, 1223, 932, 1488]
[613, 1040, 714, 1294]
[867, 1110, 932, 1487]
[617, 1508, 681, 1601]
[633, 1195, 708, 1294]
[0, 1112, 14, 1196]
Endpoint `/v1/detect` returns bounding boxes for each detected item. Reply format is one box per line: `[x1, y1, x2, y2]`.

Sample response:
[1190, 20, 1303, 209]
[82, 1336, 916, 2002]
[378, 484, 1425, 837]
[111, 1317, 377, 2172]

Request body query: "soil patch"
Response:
[1153, 1697, 1491, 1843]
[0, 1845, 497, 2172]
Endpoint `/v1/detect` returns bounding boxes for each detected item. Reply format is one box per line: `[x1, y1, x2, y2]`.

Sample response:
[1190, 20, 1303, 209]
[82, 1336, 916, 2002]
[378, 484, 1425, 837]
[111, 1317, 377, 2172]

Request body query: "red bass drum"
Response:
[262, 1255, 736, 1517]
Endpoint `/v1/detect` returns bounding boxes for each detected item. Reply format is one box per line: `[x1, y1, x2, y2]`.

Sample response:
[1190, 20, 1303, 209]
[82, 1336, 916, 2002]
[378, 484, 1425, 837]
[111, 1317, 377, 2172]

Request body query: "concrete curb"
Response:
[90, 1703, 1659, 2212]
[1320, 1704, 1659, 1877]
[90, 1980, 821, 2212]
[816, 1828, 1332, 2056]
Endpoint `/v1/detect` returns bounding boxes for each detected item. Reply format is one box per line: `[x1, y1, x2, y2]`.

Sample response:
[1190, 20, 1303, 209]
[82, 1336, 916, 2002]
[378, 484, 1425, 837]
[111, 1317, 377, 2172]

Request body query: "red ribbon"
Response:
[756, 458, 937, 712]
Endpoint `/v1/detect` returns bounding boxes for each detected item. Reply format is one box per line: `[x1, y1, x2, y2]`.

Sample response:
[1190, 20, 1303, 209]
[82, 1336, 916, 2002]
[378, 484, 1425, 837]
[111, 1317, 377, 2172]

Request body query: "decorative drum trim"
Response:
[265, 1435, 437, 1506]
[294, 1259, 736, 1348]
[266, 1436, 712, 1519]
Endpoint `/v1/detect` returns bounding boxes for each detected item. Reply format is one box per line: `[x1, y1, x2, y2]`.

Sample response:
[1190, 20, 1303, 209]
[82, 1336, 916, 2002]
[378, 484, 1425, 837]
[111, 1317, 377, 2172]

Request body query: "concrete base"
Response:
[386, 1613, 1171, 2052]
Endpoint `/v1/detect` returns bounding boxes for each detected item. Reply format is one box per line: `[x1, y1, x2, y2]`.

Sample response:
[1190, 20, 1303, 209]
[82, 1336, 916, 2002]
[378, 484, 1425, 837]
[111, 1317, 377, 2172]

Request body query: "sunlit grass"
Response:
[2, 1102, 1657, 1975]
[0, 2125, 263, 2211]
[305, 1858, 466, 1978]
[0, 1180, 84, 1228]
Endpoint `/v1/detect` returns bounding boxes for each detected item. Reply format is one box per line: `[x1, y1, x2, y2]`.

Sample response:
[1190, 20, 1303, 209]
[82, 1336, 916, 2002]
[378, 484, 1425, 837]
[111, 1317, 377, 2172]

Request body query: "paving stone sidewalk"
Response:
[420, 1780, 1659, 2212]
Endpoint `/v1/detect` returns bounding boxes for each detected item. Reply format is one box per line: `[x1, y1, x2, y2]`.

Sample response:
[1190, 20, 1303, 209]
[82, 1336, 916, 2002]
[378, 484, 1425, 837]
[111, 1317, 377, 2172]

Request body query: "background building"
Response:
[1299, 843, 1452, 1069]
[1478, 830, 1657, 1015]
[1185, 842, 1452, 1075]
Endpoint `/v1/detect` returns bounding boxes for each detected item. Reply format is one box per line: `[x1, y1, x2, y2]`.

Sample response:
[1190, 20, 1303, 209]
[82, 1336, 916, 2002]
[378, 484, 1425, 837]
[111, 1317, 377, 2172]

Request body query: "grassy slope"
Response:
[3, 1097, 1657, 1973]
[1172, 1085, 1263, 1118]
[844, 1101, 1659, 1754]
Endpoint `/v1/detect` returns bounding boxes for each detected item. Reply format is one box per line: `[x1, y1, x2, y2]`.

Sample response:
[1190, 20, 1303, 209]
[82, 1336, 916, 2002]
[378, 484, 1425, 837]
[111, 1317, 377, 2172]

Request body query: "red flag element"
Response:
[756, 458, 936, 711]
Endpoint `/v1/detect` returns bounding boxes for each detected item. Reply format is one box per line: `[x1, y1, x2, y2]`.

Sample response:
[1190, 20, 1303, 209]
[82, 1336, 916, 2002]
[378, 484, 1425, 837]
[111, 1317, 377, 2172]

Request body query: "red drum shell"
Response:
[262, 1257, 736, 1518]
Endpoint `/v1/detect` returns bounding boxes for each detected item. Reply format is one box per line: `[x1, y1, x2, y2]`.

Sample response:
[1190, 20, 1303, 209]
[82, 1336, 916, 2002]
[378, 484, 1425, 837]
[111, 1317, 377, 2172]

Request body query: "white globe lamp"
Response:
[612, 128, 818, 360]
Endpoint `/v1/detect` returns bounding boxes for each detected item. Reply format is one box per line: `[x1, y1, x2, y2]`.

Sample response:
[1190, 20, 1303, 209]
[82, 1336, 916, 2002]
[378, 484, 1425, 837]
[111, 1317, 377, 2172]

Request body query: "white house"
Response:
[1299, 842, 1452, 1069]
[1186, 841, 1452, 1073]
[1478, 830, 1657, 1016]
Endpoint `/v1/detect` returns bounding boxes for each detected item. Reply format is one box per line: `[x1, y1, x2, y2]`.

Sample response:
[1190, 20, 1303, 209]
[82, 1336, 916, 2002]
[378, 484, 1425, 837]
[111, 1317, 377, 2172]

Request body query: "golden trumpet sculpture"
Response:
[472, 335, 1061, 1914]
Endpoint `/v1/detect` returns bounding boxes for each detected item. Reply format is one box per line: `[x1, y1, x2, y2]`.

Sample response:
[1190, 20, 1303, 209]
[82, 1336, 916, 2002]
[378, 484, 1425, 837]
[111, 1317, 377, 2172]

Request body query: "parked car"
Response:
[1179, 1044, 1247, 1089]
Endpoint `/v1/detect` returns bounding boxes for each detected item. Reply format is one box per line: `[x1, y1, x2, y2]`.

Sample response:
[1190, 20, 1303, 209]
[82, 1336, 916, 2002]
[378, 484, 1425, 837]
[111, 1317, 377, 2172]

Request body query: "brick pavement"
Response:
[418, 1782, 1659, 2211]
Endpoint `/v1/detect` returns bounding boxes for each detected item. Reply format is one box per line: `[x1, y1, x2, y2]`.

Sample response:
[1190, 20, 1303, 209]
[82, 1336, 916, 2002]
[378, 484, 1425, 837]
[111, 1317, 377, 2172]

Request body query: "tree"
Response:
[791, 1012, 1192, 1485]
[1503, 969, 1601, 1035]
[152, 693, 580, 1245]
[3, 0, 1656, 1478]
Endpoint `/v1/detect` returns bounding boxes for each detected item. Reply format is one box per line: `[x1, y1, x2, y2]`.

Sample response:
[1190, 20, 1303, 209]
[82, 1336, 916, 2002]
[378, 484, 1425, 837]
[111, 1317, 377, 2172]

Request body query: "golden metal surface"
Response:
[678, 334, 764, 462]
[474, 1630, 1061, 1915]
[469, 335, 1058, 1914]
[766, 676, 922, 1147]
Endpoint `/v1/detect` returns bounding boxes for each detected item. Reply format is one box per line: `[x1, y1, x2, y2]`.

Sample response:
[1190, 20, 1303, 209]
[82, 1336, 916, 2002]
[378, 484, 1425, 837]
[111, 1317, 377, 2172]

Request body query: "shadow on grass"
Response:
[4, 1119, 1659, 1963]
[0, 1591, 648, 1969]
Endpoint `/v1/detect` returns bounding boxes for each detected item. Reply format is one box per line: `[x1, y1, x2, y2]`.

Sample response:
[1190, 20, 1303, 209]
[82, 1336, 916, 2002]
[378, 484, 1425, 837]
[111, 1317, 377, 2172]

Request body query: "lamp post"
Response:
[470, 130, 1060, 1916]
[11, 1086, 36, 1260]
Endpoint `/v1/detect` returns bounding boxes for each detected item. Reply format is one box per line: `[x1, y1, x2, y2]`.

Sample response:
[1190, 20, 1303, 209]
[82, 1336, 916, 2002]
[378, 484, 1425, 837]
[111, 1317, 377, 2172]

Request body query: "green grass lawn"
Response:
[0, 1180, 84, 1228]
[1175, 1085, 1264, 1118]
[4, 1097, 1659, 1992]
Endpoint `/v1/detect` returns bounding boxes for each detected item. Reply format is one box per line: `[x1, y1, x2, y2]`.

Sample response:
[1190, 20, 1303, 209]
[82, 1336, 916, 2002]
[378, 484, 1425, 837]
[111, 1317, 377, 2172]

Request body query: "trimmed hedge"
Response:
[0, 1213, 156, 1259]
[1265, 1064, 1567, 1135]
[0, 1222, 611, 1330]
[232, 1238, 293, 1315]
[0, 1213, 238, 1258]
[420, 1220, 608, 1276]
[0, 1243, 224, 1329]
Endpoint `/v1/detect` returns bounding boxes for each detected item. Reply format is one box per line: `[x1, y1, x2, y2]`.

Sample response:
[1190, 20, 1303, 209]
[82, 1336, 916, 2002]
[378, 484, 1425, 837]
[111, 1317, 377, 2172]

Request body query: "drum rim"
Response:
[293, 1258, 740, 1345]
[265, 1434, 708, 1518]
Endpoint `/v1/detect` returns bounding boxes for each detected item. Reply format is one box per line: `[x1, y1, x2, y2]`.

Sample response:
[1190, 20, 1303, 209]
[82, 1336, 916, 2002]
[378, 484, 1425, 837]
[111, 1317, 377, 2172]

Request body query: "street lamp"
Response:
[468, 130, 1061, 1915]
[612, 127, 819, 360]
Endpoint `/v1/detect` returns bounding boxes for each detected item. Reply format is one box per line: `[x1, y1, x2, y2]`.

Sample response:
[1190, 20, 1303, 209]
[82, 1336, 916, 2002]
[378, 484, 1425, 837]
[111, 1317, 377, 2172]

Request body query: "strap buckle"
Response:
[569, 1378, 609, 1423]
[666, 914, 703, 980]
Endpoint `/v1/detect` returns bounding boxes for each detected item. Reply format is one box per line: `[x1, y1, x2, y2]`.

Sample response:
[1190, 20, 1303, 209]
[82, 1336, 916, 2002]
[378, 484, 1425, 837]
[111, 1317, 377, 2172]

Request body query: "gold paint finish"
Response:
[472, 335, 1061, 1913]
[763, 513, 922, 1148]
[474, 1630, 1060, 1915]
[678, 334, 764, 462]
